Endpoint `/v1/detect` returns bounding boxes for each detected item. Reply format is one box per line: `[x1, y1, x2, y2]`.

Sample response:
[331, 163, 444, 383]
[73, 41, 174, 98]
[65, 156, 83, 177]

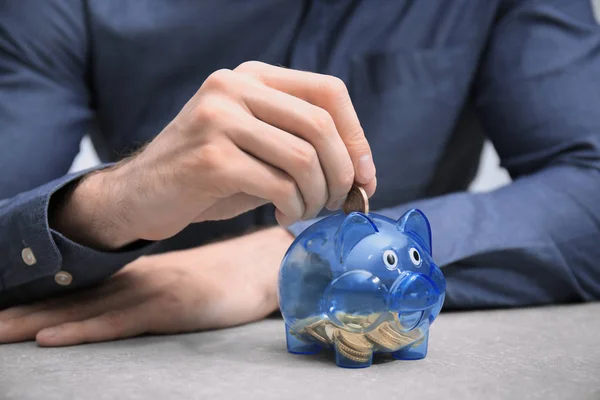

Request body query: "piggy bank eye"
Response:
[409, 247, 422, 267]
[383, 250, 398, 270]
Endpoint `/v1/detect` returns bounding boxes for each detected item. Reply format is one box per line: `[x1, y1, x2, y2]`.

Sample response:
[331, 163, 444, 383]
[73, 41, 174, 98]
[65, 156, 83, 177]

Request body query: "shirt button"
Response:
[54, 271, 73, 286]
[21, 247, 37, 266]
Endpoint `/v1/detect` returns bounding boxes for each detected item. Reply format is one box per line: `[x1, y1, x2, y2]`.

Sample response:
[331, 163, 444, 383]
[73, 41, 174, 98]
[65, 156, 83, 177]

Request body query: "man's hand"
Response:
[52, 61, 376, 250]
[0, 227, 291, 346]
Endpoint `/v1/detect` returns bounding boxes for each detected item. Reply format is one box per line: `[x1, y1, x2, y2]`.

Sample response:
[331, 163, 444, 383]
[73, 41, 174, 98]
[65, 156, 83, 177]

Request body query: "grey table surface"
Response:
[1, 303, 599, 400]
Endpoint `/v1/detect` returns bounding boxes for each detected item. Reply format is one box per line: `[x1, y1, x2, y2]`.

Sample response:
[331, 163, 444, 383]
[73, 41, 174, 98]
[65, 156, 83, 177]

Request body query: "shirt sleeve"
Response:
[289, 0, 600, 309]
[0, 0, 155, 306]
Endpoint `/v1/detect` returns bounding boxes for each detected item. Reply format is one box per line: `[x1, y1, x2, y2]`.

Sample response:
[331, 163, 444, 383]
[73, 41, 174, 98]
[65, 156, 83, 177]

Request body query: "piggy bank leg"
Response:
[391, 331, 429, 360]
[286, 325, 322, 354]
[334, 343, 373, 369]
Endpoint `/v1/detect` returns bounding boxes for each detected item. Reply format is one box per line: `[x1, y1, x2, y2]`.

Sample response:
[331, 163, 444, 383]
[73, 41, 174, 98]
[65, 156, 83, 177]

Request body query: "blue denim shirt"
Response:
[1, 0, 599, 309]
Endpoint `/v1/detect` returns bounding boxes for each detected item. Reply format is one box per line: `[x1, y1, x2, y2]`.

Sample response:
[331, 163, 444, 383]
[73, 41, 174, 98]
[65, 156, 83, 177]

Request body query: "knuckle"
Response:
[194, 142, 225, 170]
[291, 143, 318, 170]
[235, 60, 266, 75]
[346, 123, 367, 143]
[309, 109, 336, 137]
[192, 95, 229, 124]
[321, 75, 350, 102]
[203, 68, 234, 92]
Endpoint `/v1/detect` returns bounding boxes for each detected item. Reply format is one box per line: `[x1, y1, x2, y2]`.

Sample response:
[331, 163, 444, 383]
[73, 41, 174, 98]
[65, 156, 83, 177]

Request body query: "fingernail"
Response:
[295, 199, 305, 219]
[357, 154, 376, 183]
[39, 328, 58, 339]
[325, 197, 345, 211]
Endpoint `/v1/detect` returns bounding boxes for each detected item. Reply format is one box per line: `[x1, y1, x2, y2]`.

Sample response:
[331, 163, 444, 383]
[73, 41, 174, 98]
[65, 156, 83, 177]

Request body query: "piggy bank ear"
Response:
[335, 212, 379, 263]
[397, 209, 432, 255]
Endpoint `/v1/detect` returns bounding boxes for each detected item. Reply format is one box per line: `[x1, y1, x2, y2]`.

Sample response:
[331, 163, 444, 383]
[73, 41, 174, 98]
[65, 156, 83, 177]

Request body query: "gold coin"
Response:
[340, 314, 363, 324]
[334, 329, 372, 353]
[366, 313, 380, 324]
[338, 312, 381, 329]
[337, 343, 371, 362]
[305, 326, 330, 345]
[323, 324, 336, 342]
[341, 314, 365, 323]
[336, 339, 370, 357]
[378, 323, 413, 345]
[338, 313, 368, 329]
[378, 321, 403, 341]
[305, 318, 326, 331]
[365, 322, 406, 350]
[365, 330, 398, 351]
[337, 347, 371, 363]
[302, 318, 332, 345]
[335, 340, 372, 362]
[292, 316, 320, 333]
[412, 335, 426, 347]
[343, 185, 369, 214]
[384, 322, 420, 345]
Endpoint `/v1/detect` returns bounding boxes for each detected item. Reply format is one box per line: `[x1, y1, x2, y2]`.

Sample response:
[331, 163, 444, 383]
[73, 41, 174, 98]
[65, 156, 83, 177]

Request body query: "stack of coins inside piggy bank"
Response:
[278, 186, 446, 368]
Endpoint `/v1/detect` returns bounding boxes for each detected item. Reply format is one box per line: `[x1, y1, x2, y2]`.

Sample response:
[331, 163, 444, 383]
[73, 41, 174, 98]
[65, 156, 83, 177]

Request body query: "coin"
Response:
[304, 320, 331, 345]
[323, 324, 335, 341]
[340, 314, 365, 324]
[365, 329, 398, 351]
[379, 323, 414, 347]
[292, 315, 321, 332]
[342, 185, 369, 214]
[366, 313, 380, 324]
[333, 330, 372, 363]
[335, 340, 372, 362]
[338, 313, 370, 329]
[334, 329, 372, 353]
[366, 322, 406, 351]
[305, 319, 326, 331]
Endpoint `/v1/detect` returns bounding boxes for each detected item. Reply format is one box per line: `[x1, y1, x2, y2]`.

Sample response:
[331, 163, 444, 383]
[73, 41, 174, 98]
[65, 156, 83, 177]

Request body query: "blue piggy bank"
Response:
[278, 209, 446, 368]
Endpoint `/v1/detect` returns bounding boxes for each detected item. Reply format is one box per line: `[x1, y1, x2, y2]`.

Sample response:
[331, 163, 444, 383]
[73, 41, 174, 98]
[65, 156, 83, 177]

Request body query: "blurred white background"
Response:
[469, 140, 511, 192]
[69, 136, 511, 193]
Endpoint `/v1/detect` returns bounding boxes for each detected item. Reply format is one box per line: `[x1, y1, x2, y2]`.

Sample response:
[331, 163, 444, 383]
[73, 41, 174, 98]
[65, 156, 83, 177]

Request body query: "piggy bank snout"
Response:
[390, 273, 441, 312]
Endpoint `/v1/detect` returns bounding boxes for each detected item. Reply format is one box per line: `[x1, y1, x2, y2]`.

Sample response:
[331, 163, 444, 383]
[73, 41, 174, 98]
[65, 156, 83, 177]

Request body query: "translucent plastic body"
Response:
[278, 209, 446, 368]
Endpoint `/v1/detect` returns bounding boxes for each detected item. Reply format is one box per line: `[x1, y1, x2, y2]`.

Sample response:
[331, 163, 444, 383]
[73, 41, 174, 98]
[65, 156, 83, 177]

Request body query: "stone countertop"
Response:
[1, 303, 599, 400]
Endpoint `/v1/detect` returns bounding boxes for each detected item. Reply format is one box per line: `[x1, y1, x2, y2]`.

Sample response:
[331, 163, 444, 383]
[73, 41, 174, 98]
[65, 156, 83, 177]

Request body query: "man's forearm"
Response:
[49, 166, 139, 251]
[0, 223, 296, 344]
[1, 168, 159, 308]
[384, 165, 600, 308]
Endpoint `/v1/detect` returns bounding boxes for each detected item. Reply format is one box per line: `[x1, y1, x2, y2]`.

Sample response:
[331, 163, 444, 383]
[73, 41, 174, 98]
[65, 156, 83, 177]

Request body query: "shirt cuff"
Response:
[0, 165, 157, 292]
